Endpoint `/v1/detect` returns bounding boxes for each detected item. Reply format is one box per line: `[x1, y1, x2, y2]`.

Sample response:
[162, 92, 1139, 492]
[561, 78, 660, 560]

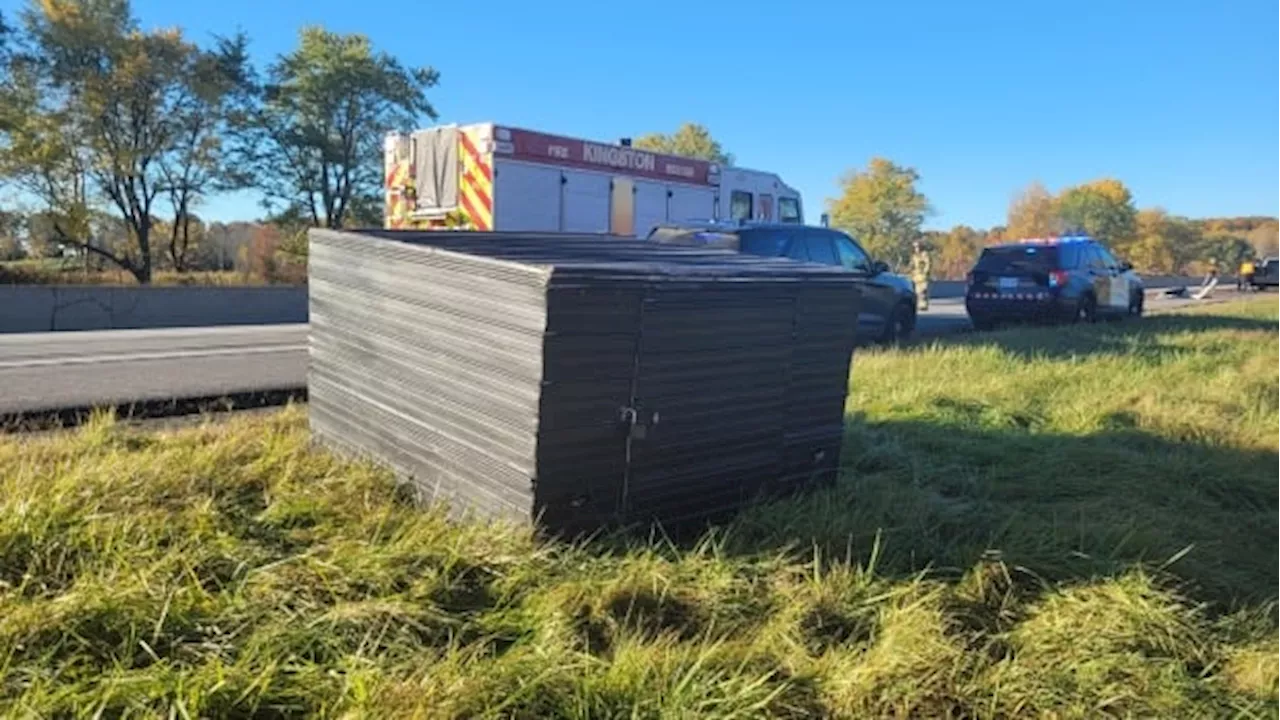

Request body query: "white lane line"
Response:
[0, 344, 307, 370]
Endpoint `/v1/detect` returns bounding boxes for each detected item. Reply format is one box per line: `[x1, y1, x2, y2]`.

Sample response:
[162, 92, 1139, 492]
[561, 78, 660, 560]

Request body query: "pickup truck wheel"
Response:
[880, 302, 915, 344]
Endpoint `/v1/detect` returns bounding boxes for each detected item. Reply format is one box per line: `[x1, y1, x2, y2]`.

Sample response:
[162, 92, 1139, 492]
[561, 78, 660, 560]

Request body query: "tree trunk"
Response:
[179, 216, 190, 272]
[135, 221, 153, 284]
[169, 212, 189, 273]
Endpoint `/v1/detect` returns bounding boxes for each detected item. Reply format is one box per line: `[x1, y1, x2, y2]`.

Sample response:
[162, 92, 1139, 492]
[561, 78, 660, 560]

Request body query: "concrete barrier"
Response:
[0, 275, 1206, 334]
[0, 285, 308, 333]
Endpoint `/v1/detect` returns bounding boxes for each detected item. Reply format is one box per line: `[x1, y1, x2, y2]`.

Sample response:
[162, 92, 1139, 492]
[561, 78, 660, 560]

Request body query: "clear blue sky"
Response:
[5, 0, 1277, 228]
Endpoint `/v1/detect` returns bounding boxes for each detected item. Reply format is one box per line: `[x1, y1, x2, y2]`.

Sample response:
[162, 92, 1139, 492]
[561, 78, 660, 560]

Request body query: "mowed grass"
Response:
[1, 299, 1276, 718]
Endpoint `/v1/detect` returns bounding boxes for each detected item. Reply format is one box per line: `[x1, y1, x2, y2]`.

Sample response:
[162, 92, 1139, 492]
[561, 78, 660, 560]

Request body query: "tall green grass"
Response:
[1, 299, 1276, 718]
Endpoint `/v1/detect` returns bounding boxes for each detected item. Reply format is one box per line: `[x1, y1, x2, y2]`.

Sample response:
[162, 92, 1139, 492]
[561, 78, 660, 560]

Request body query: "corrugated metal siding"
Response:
[309, 229, 859, 533]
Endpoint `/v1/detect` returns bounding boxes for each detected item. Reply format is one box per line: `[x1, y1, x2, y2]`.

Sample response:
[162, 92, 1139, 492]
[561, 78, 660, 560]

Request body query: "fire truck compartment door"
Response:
[667, 186, 716, 225]
[610, 177, 635, 236]
[633, 181, 668, 238]
[493, 161, 561, 231]
[562, 172, 611, 233]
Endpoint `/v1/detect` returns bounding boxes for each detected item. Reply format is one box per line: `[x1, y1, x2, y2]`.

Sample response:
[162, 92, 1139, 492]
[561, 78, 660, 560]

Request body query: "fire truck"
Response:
[384, 123, 803, 236]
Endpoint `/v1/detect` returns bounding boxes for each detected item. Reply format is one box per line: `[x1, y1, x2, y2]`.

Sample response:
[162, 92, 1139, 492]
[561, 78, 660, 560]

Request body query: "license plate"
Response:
[998, 277, 1019, 291]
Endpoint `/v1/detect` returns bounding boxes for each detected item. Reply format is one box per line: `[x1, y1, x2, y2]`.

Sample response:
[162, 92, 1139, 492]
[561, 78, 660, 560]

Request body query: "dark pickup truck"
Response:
[648, 221, 918, 344]
[1251, 257, 1279, 289]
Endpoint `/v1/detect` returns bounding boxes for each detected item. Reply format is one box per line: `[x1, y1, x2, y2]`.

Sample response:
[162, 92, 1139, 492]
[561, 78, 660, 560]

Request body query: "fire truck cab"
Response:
[385, 123, 802, 236]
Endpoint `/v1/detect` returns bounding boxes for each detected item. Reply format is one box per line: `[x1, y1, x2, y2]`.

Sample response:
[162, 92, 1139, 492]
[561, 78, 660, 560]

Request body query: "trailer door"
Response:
[562, 171, 611, 233]
[633, 181, 668, 238]
[494, 161, 561, 231]
[667, 186, 716, 225]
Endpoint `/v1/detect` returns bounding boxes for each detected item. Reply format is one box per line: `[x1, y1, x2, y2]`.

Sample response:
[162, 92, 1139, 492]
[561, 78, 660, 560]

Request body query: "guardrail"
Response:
[0, 285, 308, 333]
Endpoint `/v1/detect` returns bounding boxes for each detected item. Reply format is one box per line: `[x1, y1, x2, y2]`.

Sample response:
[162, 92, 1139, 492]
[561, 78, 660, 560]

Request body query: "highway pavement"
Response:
[0, 287, 1248, 417]
[0, 324, 308, 415]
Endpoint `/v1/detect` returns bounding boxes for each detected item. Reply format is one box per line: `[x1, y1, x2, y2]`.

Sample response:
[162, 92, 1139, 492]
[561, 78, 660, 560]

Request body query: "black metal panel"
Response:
[308, 229, 859, 534]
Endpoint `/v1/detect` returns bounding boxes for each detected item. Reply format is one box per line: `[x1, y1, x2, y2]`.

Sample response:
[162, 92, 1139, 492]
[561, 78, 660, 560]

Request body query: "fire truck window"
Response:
[730, 191, 753, 221]
[778, 197, 801, 223]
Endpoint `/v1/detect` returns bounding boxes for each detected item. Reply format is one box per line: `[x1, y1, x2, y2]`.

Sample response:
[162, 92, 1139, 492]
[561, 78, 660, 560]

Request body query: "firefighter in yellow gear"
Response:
[909, 241, 932, 312]
[1238, 258, 1256, 291]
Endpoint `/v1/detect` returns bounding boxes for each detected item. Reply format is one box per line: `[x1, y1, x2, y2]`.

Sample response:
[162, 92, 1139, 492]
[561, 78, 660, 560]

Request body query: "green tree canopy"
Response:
[0, 0, 250, 283]
[0, 208, 25, 260]
[633, 123, 733, 165]
[1201, 232, 1255, 270]
[1056, 178, 1138, 251]
[158, 33, 254, 271]
[240, 27, 439, 229]
[0, 10, 12, 57]
[825, 158, 931, 266]
[1131, 208, 1180, 273]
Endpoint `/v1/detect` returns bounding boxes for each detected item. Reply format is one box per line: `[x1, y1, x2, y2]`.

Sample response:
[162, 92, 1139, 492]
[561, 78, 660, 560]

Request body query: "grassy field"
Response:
[1, 299, 1276, 718]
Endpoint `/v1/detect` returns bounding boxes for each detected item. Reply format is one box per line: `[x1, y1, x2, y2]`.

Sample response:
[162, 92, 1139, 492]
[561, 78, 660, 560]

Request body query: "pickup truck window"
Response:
[740, 229, 789, 257]
[785, 237, 809, 262]
[834, 234, 871, 273]
[804, 234, 839, 265]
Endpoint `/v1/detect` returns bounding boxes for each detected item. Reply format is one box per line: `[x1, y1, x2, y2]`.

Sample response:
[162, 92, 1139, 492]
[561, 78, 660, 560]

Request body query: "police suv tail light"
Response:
[1049, 270, 1070, 288]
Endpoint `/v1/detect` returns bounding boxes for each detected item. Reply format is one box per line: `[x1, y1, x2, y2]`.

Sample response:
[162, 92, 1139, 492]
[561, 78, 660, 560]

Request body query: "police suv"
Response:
[964, 236, 1144, 330]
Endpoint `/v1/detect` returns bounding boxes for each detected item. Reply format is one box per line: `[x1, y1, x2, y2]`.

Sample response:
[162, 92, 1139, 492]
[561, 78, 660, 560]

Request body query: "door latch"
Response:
[620, 406, 659, 440]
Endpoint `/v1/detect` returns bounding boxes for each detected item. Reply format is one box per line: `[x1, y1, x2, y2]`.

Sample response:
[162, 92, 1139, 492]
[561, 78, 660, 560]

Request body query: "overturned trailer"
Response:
[307, 229, 860, 533]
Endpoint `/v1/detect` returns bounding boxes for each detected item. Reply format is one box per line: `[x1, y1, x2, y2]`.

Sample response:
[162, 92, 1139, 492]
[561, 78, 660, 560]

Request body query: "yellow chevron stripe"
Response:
[460, 180, 493, 230]
[461, 151, 492, 197]
[458, 131, 493, 230]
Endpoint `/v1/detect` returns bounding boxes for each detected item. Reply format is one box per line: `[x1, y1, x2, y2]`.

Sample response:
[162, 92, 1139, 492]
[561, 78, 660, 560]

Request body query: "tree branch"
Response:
[50, 218, 136, 275]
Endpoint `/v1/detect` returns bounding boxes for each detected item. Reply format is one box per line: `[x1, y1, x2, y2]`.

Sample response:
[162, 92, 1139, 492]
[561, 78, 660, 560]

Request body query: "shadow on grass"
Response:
[914, 312, 1276, 362]
[637, 414, 1279, 609]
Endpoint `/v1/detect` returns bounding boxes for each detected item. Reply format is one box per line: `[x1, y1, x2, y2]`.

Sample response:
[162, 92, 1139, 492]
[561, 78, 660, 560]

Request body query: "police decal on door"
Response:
[1108, 274, 1128, 310]
[1092, 274, 1111, 306]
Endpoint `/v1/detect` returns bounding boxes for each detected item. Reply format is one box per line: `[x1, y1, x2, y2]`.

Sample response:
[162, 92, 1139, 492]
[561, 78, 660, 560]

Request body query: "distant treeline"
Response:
[820, 163, 1276, 280]
[0, 215, 303, 285]
[916, 181, 1278, 280]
